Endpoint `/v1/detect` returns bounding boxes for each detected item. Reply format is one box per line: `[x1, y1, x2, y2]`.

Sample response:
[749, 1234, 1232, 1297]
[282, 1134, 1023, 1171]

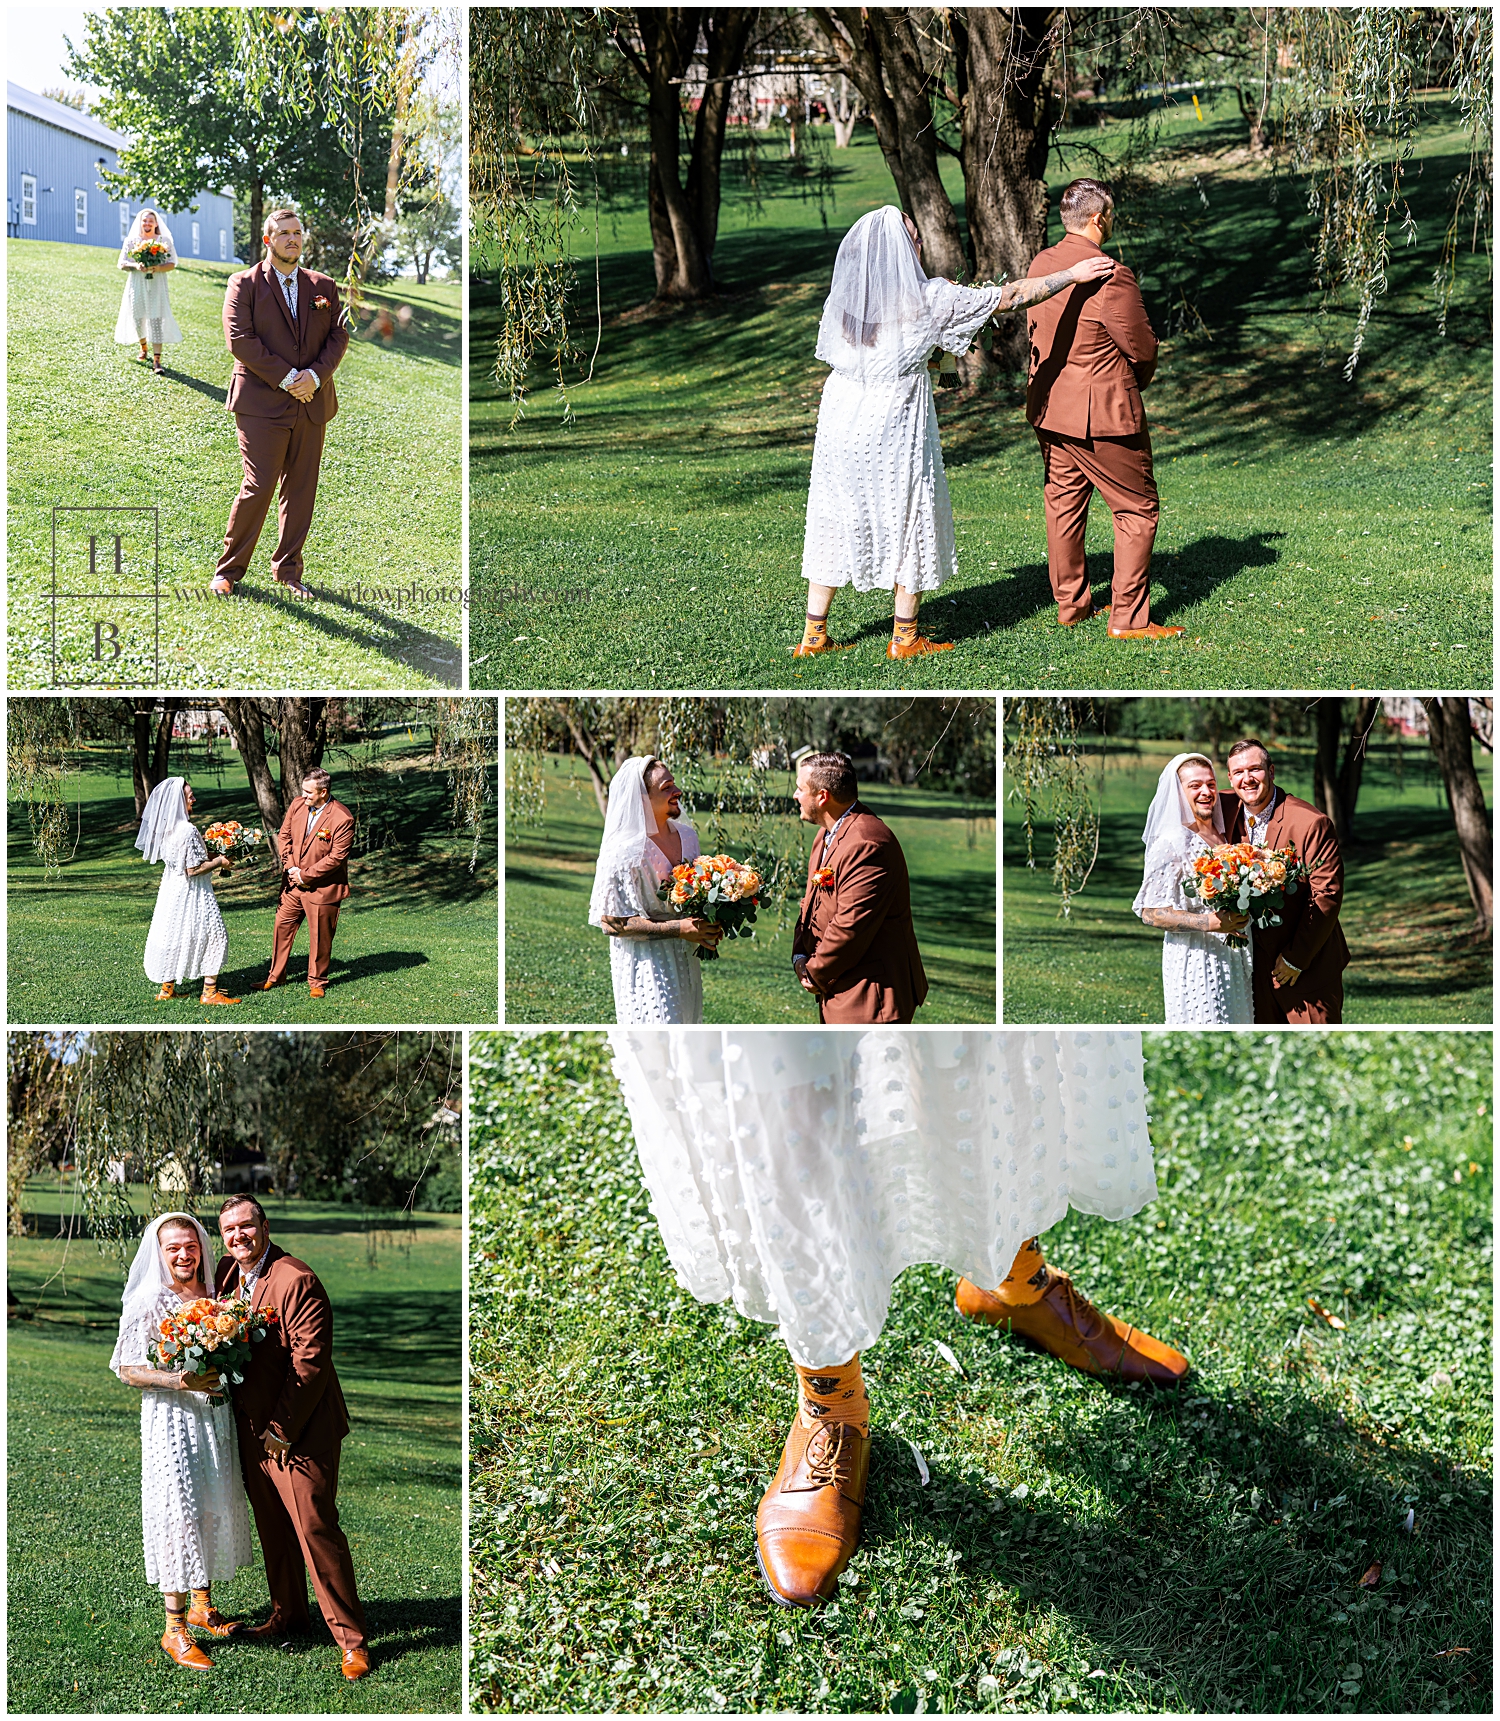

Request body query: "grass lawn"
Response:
[1003, 737, 1493, 1024]
[7, 245, 462, 691]
[7, 728, 498, 1025]
[470, 99, 1490, 692]
[505, 751, 996, 1023]
[8, 1184, 461, 1714]
[468, 1030, 1491, 1714]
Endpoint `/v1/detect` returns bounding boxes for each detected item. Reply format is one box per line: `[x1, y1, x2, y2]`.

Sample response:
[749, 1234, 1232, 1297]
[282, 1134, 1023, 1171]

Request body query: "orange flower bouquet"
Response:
[204, 819, 263, 877]
[127, 239, 171, 272]
[149, 1294, 279, 1405]
[1182, 842, 1307, 948]
[659, 853, 763, 961]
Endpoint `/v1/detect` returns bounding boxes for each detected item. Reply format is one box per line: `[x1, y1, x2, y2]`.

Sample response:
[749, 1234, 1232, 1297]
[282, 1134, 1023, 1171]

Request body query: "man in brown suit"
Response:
[790, 752, 927, 1023]
[214, 1196, 370, 1679]
[1026, 178, 1183, 641]
[213, 209, 349, 599]
[264, 768, 353, 1000]
[1220, 737, 1350, 1023]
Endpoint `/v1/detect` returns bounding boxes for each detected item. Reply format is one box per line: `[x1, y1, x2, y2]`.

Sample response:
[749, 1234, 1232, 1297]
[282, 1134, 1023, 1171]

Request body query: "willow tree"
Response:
[7, 1031, 461, 1249]
[1004, 697, 1103, 916]
[8, 696, 497, 871]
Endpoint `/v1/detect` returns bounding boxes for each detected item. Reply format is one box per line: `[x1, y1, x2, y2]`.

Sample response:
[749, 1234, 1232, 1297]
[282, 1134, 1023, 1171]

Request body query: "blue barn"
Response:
[7, 81, 238, 259]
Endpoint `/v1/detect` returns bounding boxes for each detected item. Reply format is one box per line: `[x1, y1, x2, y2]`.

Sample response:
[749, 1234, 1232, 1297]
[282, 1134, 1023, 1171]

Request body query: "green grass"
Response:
[7, 730, 498, 1024]
[470, 100, 1490, 691]
[1003, 737, 1493, 1024]
[8, 245, 461, 690]
[468, 1030, 1491, 1714]
[9, 1185, 461, 1714]
[505, 751, 995, 1022]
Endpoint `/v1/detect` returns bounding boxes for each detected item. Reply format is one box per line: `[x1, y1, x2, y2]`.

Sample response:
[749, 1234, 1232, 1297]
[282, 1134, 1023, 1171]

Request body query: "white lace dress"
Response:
[595, 823, 705, 1025]
[143, 825, 228, 984]
[610, 1028, 1157, 1366]
[1133, 833, 1253, 1024]
[113, 1288, 255, 1592]
[802, 277, 1008, 593]
[115, 263, 183, 347]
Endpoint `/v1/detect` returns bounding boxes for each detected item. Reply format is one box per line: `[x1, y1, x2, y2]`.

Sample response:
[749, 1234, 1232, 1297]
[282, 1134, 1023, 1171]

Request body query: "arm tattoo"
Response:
[995, 270, 1077, 314]
[1140, 906, 1211, 931]
[600, 915, 681, 940]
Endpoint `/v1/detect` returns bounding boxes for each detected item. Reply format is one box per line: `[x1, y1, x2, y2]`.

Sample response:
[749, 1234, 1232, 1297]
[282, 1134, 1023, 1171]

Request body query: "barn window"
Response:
[191, 220, 200, 255]
[219, 227, 227, 260]
[21, 175, 36, 223]
[74, 188, 87, 233]
[120, 204, 130, 240]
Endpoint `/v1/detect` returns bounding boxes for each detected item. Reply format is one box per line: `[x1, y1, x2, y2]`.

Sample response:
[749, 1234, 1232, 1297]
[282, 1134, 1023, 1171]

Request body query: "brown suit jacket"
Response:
[223, 259, 348, 424]
[792, 802, 928, 1024]
[1220, 788, 1349, 1024]
[214, 1243, 350, 1455]
[277, 795, 353, 905]
[1026, 231, 1157, 438]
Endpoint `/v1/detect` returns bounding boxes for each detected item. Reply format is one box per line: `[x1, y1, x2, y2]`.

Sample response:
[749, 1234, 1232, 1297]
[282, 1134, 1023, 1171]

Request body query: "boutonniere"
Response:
[317, 829, 332, 840]
[813, 866, 835, 889]
[314, 295, 331, 310]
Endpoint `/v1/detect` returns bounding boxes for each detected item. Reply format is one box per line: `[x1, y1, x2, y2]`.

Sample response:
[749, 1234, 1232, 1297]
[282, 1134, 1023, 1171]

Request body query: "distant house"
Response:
[7, 82, 237, 258]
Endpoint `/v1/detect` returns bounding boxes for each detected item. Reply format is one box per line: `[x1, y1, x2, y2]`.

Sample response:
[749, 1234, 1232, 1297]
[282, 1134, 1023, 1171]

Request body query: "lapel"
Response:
[1261, 788, 1287, 848]
[294, 266, 311, 346]
[239, 1243, 280, 1312]
[303, 798, 333, 856]
[265, 259, 297, 336]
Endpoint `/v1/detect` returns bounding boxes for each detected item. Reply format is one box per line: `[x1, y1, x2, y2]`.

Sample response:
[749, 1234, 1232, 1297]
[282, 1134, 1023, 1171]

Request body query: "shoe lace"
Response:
[1051, 1270, 1108, 1343]
[803, 1420, 858, 1488]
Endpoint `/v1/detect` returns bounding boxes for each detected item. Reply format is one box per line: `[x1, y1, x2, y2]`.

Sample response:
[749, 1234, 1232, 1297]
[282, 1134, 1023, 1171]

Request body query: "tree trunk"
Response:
[278, 697, 329, 801]
[249, 180, 264, 258]
[1421, 696, 1493, 934]
[129, 698, 181, 820]
[562, 709, 612, 817]
[685, 8, 758, 267]
[1312, 697, 1346, 843]
[806, 7, 967, 281]
[955, 7, 1061, 373]
[831, 74, 862, 147]
[219, 698, 286, 832]
[1335, 695, 1380, 837]
[630, 9, 718, 301]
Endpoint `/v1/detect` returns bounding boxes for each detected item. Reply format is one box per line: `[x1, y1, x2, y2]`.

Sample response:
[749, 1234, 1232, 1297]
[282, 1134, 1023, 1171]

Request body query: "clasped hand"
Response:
[287, 369, 317, 403]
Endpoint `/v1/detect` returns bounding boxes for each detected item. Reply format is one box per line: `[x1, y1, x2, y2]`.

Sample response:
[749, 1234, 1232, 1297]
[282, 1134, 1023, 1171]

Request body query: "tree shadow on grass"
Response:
[215, 950, 432, 997]
[861, 1364, 1489, 1712]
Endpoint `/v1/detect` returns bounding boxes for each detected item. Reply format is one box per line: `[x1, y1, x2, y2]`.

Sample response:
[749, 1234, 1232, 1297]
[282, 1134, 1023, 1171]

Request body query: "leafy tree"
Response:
[7, 1031, 462, 1244]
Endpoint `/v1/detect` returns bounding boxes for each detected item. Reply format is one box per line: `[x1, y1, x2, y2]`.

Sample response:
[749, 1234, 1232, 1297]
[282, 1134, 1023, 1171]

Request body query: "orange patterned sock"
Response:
[990, 1235, 1051, 1305]
[794, 1354, 870, 1437]
[892, 614, 920, 649]
[799, 612, 830, 651]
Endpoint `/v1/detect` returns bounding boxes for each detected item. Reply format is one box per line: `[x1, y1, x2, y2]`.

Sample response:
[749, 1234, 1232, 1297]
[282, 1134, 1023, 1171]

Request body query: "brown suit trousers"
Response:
[216, 260, 348, 587]
[215, 1247, 367, 1650]
[269, 796, 353, 985]
[1027, 231, 1161, 629]
[1220, 789, 1349, 1024]
[792, 803, 927, 1023]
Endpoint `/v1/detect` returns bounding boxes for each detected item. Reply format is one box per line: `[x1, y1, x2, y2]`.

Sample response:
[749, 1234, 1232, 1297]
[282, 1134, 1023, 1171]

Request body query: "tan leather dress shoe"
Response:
[342, 1646, 372, 1679]
[185, 1603, 240, 1637]
[161, 1626, 213, 1670]
[242, 1607, 309, 1642]
[1107, 621, 1185, 640]
[956, 1267, 1188, 1385]
[1059, 604, 1110, 627]
[309, 982, 327, 999]
[755, 1416, 869, 1607]
[887, 633, 954, 658]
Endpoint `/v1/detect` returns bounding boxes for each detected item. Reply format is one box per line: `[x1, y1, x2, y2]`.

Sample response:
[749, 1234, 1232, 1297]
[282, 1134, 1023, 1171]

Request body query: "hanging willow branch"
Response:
[7, 700, 82, 876]
[1005, 698, 1103, 918]
[232, 6, 452, 308]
